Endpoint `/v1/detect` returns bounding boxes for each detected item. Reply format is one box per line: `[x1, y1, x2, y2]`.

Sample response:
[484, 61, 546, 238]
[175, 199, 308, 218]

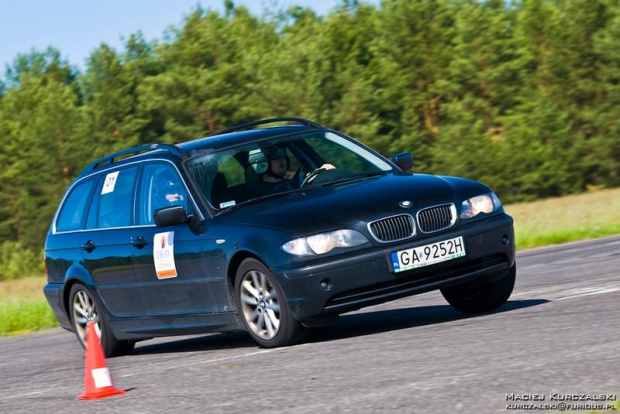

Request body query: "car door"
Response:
[80, 166, 145, 317]
[131, 161, 226, 317]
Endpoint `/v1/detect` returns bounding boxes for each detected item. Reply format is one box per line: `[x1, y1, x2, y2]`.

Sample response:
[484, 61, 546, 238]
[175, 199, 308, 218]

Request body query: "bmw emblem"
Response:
[399, 200, 413, 208]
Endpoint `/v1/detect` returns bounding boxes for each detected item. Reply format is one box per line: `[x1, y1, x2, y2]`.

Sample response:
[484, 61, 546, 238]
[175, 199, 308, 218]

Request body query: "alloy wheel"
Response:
[72, 289, 101, 345]
[239, 270, 281, 340]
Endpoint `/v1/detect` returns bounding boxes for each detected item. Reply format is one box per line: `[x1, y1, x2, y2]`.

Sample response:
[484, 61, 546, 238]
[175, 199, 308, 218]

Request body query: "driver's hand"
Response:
[319, 163, 336, 170]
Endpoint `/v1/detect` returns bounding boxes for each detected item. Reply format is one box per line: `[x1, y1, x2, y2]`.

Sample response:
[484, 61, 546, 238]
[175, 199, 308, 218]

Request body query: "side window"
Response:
[89, 167, 138, 229]
[138, 164, 189, 225]
[56, 179, 95, 232]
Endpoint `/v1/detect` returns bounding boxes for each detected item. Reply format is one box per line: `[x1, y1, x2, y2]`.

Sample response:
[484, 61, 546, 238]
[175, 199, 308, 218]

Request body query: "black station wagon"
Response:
[44, 118, 516, 357]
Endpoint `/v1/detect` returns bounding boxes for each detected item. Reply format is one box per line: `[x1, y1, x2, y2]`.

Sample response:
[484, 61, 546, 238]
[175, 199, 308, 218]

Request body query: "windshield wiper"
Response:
[317, 171, 388, 187]
[216, 172, 387, 214]
[216, 187, 308, 214]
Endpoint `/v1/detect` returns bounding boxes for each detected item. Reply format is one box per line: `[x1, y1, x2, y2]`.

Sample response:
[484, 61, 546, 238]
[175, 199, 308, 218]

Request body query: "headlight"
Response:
[282, 229, 368, 256]
[460, 192, 502, 219]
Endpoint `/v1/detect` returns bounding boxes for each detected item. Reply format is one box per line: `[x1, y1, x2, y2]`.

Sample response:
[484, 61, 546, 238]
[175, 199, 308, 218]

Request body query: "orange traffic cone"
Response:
[77, 321, 126, 400]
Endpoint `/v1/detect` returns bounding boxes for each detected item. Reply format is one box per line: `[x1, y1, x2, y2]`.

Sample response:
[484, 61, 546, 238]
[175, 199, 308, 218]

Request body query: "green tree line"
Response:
[0, 0, 618, 279]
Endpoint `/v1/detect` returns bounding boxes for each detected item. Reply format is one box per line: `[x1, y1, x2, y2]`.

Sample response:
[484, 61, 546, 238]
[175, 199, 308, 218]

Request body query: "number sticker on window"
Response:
[101, 171, 120, 195]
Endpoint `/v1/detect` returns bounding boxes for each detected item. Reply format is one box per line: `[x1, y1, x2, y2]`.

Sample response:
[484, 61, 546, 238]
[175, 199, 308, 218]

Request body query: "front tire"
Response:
[69, 283, 135, 358]
[234, 259, 306, 347]
[440, 264, 516, 314]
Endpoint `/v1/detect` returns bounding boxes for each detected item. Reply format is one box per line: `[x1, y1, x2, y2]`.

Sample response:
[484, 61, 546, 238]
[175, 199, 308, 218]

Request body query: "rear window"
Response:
[87, 167, 138, 229]
[56, 179, 95, 232]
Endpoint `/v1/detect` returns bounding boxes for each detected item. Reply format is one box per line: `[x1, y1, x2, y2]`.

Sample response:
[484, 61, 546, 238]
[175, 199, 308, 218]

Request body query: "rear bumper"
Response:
[273, 213, 515, 321]
[43, 284, 72, 331]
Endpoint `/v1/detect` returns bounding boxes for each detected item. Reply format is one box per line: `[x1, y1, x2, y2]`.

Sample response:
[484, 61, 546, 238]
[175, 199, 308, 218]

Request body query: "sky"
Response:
[1, 0, 380, 73]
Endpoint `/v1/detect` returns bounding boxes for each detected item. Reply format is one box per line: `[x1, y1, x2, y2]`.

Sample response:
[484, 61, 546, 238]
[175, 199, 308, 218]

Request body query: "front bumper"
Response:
[273, 213, 515, 321]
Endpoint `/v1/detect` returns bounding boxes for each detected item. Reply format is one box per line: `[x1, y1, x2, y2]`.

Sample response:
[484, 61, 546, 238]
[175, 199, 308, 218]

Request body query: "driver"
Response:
[256, 147, 296, 194]
[249, 145, 337, 197]
[260, 148, 336, 191]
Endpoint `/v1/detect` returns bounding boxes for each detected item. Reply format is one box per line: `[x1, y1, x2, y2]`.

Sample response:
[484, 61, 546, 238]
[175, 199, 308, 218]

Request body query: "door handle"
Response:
[81, 240, 96, 252]
[131, 236, 148, 249]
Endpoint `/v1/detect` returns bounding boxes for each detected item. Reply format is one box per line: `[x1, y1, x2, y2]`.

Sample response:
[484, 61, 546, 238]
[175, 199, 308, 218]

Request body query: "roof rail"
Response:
[86, 144, 187, 171]
[209, 117, 323, 137]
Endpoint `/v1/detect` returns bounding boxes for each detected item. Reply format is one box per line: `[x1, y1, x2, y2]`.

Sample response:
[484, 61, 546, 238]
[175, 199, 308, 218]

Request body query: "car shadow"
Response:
[131, 299, 547, 356]
[131, 331, 256, 356]
[307, 299, 549, 344]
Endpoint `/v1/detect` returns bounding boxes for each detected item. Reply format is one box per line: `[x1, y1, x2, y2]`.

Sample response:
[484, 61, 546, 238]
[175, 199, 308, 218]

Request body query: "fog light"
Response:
[502, 234, 509, 245]
[320, 279, 333, 291]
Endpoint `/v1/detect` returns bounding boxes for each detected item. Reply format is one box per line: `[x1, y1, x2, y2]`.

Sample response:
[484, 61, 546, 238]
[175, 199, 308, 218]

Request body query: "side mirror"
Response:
[390, 152, 414, 172]
[154, 206, 190, 227]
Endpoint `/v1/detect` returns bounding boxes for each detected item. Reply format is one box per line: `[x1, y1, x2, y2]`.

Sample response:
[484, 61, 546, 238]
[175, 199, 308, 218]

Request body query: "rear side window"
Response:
[88, 167, 138, 229]
[56, 179, 95, 232]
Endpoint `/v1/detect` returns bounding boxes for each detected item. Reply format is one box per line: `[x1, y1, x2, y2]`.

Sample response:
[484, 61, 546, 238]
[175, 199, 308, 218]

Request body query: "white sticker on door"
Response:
[153, 231, 177, 279]
[101, 171, 120, 195]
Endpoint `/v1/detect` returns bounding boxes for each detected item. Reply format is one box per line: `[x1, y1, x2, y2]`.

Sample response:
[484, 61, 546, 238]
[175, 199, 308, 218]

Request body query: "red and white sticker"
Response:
[153, 231, 177, 279]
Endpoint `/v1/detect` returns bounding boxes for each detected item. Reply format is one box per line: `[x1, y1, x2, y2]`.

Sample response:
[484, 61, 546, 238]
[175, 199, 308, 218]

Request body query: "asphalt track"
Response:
[1, 236, 619, 414]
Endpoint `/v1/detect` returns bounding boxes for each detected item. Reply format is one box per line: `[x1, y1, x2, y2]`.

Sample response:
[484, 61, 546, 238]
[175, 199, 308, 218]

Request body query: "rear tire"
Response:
[440, 264, 516, 314]
[234, 259, 307, 347]
[69, 283, 135, 358]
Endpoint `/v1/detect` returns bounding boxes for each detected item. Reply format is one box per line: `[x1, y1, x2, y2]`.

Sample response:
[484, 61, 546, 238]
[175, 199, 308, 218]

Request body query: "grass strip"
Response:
[505, 188, 620, 250]
[0, 298, 59, 335]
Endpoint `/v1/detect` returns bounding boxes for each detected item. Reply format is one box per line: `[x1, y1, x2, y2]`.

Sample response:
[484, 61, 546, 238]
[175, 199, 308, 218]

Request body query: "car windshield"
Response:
[187, 130, 393, 211]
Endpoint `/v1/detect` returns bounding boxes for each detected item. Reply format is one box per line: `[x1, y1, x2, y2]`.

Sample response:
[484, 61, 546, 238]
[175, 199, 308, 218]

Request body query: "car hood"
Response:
[216, 173, 490, 235]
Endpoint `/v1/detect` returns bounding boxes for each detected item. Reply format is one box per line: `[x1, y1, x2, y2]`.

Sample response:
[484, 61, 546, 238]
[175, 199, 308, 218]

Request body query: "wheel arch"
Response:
[227, 250, 263, 308]
[61, 265, 96, 328]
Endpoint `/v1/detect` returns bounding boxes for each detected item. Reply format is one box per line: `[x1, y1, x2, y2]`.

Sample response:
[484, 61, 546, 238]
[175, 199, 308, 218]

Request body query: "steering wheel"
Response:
[300, 168, 325, 187]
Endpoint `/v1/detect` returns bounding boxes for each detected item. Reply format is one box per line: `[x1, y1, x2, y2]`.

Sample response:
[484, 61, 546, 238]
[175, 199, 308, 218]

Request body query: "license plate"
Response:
[391, 236, 466, 273]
